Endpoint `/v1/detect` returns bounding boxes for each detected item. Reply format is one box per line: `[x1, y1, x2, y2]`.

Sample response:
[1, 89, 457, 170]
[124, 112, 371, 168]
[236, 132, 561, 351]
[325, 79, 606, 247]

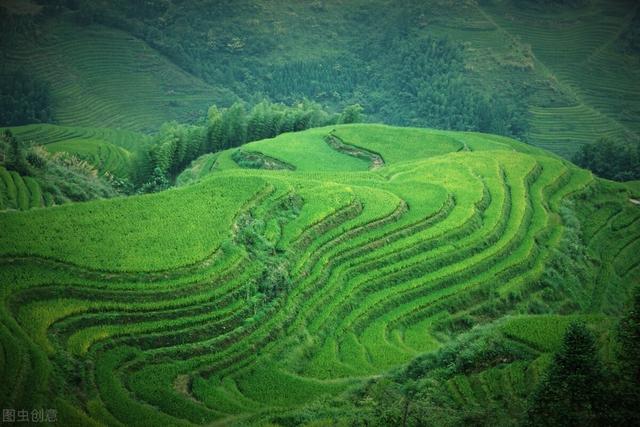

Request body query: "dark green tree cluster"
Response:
[573, 137, 640, 181]
[611, 287, 640, 425]
[206, 99, 343, 152]
[619, 9, 640, 54]
[527, 295, 640, 426]
[264, 59, 363, 106]
[1, 129, 30, 175]
[0, 70, 53, 126]
[0, 7, 41, 49]
[526, 322, 606, 426]
[134, 122, 204, 193]
[369, 35, 528, 136]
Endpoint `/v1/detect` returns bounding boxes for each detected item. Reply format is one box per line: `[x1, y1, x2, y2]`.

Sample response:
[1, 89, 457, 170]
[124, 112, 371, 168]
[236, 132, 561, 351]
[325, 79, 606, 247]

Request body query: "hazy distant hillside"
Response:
[2, 0, 638, 157]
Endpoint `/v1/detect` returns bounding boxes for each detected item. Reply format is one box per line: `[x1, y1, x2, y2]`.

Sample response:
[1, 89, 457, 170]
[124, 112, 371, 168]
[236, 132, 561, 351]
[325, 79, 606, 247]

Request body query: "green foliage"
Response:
[0, 70, 52, 127]
[339, 104, 364, 125]
[611, 287, 640, 425]
[231, 150, 295, 170]
[532, 201, 592, 311]
[369, 35, 527, 137]
[409, 327, 533, 379]
[0, 130, 122, 208]
[512, 0, 589, 8]
[526, 322, 605, 426]
[573, 137, 640, 181]
[44, 139, 132, 178]
[617, 287, 640, 384]
[619, 8, 640, 54]
[0, 124, 638, 426]
[349, 325, 536, 426]
[2, 129, 31, 175]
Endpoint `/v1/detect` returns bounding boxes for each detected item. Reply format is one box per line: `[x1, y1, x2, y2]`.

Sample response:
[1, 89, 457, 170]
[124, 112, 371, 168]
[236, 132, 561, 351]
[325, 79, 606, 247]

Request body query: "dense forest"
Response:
[0, 70, 52, 126]
[574, 138, 640, 181]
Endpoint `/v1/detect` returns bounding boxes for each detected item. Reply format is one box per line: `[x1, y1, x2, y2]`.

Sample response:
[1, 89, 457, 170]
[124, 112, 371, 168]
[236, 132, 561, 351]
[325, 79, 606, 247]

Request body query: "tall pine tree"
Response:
[526, 322, 605, 426]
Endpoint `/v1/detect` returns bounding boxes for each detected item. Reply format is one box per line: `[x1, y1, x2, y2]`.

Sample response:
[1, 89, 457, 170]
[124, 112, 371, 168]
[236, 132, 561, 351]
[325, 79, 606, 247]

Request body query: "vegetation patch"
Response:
[231, 149, 295, 171]
[325, 132, 384, 169]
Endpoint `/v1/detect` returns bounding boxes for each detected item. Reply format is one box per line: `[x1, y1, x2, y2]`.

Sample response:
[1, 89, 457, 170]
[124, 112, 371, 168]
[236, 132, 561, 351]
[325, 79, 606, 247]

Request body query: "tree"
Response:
[0, 71, 52, 127]
[247, 101, 272, 142]
[206, 105, 224, 152]
[139, 166, 169, 193]
[526, 322, 605, 426]
[220, 102, 247, 149]
[3, 129, 30, 175]
[339, 104, 364, 124]
[611, 287, 640, 425]
[573, 137, 640, 181]
[618, 287, 640, 384]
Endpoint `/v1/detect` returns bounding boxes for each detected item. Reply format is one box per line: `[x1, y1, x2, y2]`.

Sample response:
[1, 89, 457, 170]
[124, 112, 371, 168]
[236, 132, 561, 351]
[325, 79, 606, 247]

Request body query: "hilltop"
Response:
[1, 124, 638, 425]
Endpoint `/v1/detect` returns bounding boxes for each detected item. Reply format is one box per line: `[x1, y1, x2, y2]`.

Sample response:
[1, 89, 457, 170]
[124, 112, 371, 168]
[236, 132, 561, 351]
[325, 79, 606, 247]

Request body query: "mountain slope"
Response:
[2, 17, 236, 132]
[3, 0, 638, 159]
[477, 0, 640, 156]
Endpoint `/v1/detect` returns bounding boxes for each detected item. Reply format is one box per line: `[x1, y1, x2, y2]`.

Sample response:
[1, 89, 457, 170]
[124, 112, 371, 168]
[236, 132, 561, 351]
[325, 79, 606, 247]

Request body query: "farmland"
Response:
[1, 0, 640, 424]
[1, 124, 638, 425]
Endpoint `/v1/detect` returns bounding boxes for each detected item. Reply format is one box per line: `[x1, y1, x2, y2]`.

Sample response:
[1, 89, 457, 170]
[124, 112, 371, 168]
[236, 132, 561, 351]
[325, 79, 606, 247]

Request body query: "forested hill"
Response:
[2, 0, 639, 158]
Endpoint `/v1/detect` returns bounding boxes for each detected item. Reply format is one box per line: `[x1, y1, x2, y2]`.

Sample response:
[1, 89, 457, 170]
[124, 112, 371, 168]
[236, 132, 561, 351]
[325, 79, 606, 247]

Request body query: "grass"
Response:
[45, 139, 131, 177]
[0, 175, 267, 271]
[8, 123, 152, 178]
[0, 124, 637, 425]
[241, 127, 371, 172]
[0, 166, 44, 211]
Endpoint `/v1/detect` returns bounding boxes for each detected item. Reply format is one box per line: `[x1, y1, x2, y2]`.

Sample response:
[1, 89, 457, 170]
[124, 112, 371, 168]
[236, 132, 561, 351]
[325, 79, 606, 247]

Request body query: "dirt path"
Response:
[325, 133, 385, 170]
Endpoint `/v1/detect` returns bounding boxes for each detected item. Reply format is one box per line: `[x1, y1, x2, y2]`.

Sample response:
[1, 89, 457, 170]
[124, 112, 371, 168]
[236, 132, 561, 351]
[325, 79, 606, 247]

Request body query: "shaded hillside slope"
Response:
[2, 0, 638, 159]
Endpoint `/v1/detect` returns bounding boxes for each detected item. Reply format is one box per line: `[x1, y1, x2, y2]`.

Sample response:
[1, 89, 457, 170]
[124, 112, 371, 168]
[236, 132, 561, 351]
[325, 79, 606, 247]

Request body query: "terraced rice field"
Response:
[0, 166, 47, 210]
[0, 124, 638, 425]
[9, 124, 150, 177]
[3, 20, 234, 132]
[478, 0, 640, 157]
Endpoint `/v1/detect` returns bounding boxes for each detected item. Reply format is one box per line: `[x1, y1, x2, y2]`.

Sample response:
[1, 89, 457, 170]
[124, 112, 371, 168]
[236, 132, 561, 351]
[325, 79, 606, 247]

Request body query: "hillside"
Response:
[2, 0, 638, 158]
[477, 0, 640, 156]
[1, 19, 236, 133]
[1, 125, 638, 425]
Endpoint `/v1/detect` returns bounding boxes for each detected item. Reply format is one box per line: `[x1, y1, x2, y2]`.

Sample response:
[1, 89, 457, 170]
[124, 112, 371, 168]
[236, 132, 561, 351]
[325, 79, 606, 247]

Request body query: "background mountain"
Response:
[2, 0, 639, 157]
